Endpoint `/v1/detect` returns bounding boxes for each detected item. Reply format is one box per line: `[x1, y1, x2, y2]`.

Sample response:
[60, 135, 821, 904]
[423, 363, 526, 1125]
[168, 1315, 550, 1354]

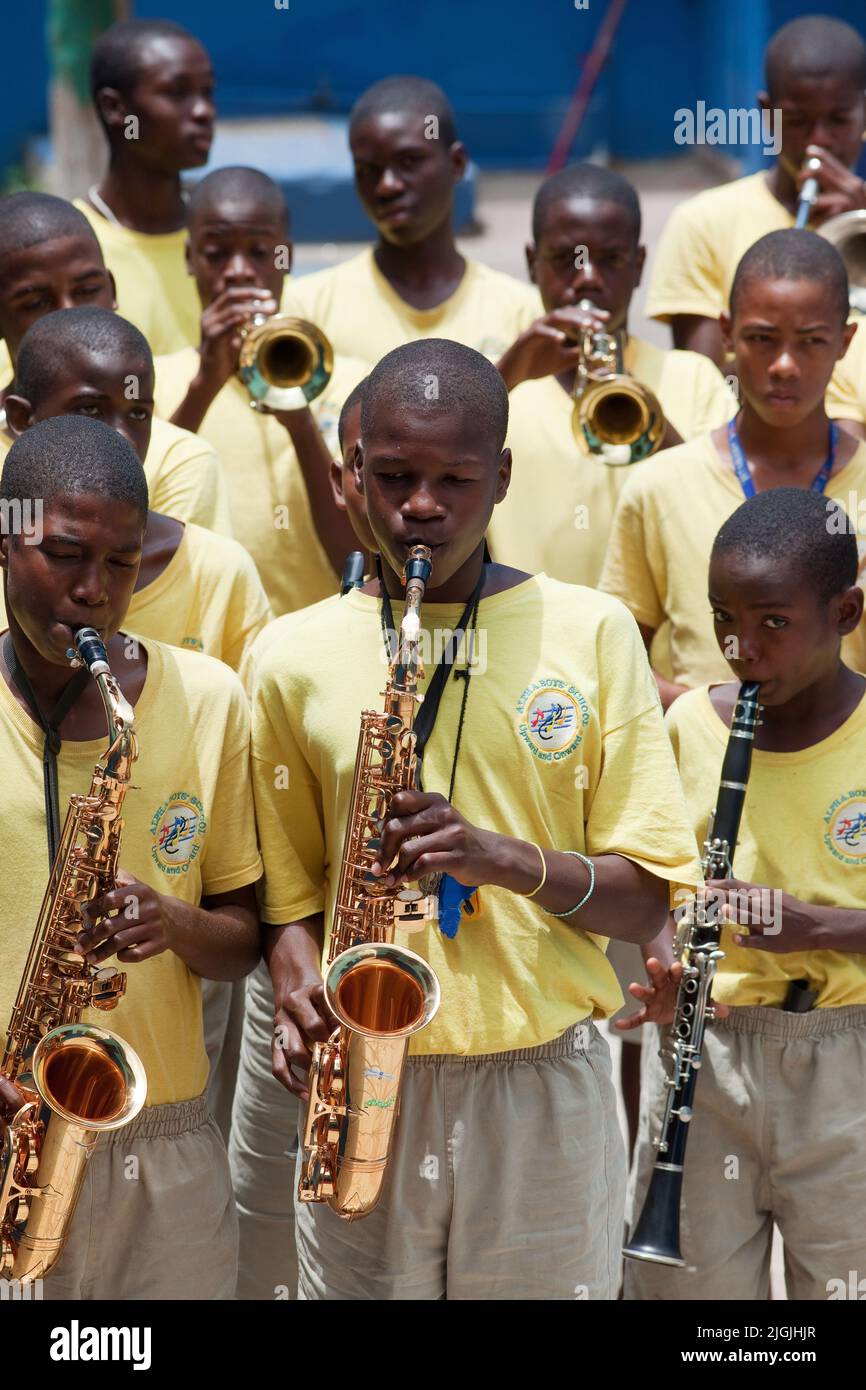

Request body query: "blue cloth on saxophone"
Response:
[437, 874, 478, 939]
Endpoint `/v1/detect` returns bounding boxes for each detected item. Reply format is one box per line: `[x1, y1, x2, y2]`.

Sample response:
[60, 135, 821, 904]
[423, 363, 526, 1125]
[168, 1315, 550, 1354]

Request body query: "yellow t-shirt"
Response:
[667, 684, 866, 1008]
[238, 594, 338, 698]
[251, 576, 702, 1056]
[123, 523, 272, 671]
[0, 639, 262, 1106]
[826, 319, 866, 426]
[154, 348, 367, 616]
[0, 523, 271, 674]
[0, 413, 232, 538]
[284, 248, 542, 363]
[644, 171, 859, 417]
[599, 433, 866, 686]
[74, 200, 201, 357]
[488, 336, 737, 587]
[646, 172, 792, 323]
[143, 416, 231, 535]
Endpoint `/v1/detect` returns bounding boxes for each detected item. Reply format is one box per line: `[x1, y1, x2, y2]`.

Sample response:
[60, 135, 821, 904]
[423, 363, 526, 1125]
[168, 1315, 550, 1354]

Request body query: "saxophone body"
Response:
[0, 628, 147, 1282]
[623, 681, 761, 1267]
[299, 547, 441, 1220]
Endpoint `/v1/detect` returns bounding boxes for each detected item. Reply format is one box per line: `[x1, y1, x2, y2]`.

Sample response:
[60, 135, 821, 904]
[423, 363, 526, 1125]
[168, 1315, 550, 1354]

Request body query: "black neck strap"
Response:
[4, 635, 91, 871]
[377, 554, 485, 778]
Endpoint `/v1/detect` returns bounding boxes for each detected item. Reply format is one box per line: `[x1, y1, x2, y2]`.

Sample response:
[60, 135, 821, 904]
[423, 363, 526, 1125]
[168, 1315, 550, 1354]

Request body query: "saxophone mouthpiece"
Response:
[402, 544, 433, 588]
[71, 627, 111, 678]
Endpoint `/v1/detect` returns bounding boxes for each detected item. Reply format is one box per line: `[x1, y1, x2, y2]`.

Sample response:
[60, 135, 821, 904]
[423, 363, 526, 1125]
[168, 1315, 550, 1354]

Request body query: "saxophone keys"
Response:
[393, 889, 436, 934]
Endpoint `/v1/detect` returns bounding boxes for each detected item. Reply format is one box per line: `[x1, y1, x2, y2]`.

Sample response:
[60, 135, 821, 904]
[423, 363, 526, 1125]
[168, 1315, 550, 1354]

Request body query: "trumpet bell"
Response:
[238, 315, 334, 412]
[817, 209, 866, 314]
[573, 374, 665, 465]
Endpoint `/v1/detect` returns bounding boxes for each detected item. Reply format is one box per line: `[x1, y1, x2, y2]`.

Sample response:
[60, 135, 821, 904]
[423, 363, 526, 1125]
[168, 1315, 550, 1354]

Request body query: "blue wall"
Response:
[3, 1, 866, 177]
[0, 5, 50, 178]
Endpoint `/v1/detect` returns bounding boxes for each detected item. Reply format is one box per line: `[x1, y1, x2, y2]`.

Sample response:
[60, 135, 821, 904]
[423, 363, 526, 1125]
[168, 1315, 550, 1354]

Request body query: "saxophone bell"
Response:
[300, 943, 440, 1220]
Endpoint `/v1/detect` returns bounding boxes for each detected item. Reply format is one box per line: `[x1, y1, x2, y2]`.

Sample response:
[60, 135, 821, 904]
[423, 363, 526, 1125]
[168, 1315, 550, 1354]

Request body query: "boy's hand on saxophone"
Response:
[78, 869, 174, 964]
[370, 789, 501, 889]
[0, 1075, 25, 1117]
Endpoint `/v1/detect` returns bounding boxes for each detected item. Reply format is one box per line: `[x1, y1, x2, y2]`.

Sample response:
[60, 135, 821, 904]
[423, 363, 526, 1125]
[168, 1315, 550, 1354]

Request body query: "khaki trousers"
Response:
[296, 1019, 626, 1301]
[202, 977, 246, 1145]
[228, 959, 300, 1300]
[43, 1094, 237, 1301]
[624, 1005, 866, 1301]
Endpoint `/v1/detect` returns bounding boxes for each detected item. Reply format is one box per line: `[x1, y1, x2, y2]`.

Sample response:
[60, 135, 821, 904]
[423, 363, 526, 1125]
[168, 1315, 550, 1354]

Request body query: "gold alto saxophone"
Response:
[299, 546, 441, 1220]
[0, 627, 147, 1282]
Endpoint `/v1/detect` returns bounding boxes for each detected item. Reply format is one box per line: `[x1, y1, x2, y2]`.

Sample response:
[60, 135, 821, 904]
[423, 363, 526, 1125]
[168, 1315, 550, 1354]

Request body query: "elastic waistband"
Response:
[717, 1004, 866, 1041]
[409, 1017, 594, 1068]
[105, 1093, 211, 1143]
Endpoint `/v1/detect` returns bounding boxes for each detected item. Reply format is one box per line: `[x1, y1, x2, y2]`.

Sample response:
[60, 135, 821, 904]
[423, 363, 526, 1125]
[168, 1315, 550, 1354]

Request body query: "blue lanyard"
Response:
[727, 417, 837, 500]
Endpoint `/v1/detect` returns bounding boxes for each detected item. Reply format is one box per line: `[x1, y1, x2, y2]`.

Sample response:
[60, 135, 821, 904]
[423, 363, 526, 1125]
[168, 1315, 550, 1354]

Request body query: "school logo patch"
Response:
[516, 679, 589, 762]
[824, 790, 866, 866]
[150, 792, 207, 875]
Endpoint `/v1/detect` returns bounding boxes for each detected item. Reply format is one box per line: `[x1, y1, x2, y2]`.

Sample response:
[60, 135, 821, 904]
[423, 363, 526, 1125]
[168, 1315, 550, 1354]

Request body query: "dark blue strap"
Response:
[727, 418, 837, 500]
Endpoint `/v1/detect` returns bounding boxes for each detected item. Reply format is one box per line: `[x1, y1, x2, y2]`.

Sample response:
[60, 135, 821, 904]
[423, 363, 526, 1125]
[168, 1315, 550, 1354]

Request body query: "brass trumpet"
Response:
[818, 210, 866, 314]
[795, 156, 866, 312]
[571, 300, 665, 465]
[237, 315, 334, 412]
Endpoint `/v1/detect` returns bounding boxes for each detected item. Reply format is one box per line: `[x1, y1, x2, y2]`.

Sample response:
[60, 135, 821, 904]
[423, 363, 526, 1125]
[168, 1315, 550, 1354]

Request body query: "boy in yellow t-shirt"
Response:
[2, 307, 270, 674]
[252, 339, 701, 1301]
[155, 166, 366, 617]
[601, 231, 866, 707]
[646, 15, 866, 372]
[622, 487, 866, 1300]
[0, 415, 261, 1300]
[284, 76, 540, 363]
[489, 164, 735, 588]
[3, 307, 272, 1146]
[76, 18, 215, 355]
[0, 192, 231, 534]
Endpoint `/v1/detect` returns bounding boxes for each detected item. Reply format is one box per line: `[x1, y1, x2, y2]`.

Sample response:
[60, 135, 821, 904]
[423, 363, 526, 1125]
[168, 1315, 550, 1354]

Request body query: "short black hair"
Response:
[729, 228, 849, 324]
[349, 76, 458, 147]
[532, 163, 642, 243]
[0, 192, 100, 269]
[712, 488, 859, 603]
[1, 415, 148, 525]
[337, 376, 368, 451]
[16, 307, 152, 407]
[91, 19, 204, 103]
[187, 166, 289, 232]
[362, 338, 509, 453]
[765, 16, 866, 96]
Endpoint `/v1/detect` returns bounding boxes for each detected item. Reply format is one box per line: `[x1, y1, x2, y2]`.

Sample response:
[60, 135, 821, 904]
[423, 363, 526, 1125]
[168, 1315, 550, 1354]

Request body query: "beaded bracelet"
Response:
[545, 850, 596, 919]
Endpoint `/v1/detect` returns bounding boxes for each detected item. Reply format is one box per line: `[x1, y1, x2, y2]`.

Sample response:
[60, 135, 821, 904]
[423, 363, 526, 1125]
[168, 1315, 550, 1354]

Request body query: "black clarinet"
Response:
[623, 681, 761, 1267]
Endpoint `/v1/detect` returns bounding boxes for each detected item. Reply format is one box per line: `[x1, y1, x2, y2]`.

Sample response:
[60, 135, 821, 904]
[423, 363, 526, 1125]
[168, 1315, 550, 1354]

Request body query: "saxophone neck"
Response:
[390, 546, 433, 694]
[71, 628, 137, 779]
[95, 669, 138, 779]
